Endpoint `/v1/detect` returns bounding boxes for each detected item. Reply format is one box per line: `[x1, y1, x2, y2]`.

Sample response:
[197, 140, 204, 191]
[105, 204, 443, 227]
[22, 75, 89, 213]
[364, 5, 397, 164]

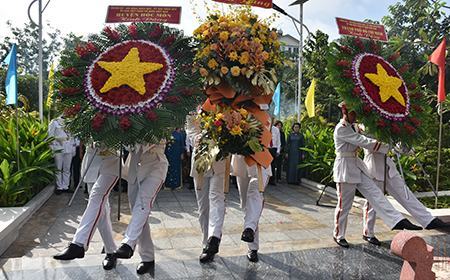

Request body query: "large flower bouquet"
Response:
[56, 23, 202, 148]
[327, 37, 431, 145]
[194, 106, 264, 174]
[193, 7, 282, 95]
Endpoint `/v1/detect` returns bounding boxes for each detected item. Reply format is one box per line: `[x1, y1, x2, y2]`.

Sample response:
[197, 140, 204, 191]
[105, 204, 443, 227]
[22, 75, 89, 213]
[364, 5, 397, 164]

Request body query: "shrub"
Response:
[0, 109, 55, 206]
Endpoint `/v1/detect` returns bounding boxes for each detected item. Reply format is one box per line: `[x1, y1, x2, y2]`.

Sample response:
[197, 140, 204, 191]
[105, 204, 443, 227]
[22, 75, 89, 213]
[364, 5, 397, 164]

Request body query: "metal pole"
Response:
[435, 103, 443, 208]
[68, 148, 98, 206]
[15, 104, 20, 171]
[117, 145, 123, 221]
[297, 3, 303, 123]
[38, 0, 43, 122]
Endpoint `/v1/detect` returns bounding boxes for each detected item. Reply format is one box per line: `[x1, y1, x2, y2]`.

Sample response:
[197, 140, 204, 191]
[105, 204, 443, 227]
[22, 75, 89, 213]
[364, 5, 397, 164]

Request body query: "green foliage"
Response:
[0, 111, 55, 206]
[419, 196, 450, 209]
[298, 117, 336, 185]
[303, 30, 341, 123]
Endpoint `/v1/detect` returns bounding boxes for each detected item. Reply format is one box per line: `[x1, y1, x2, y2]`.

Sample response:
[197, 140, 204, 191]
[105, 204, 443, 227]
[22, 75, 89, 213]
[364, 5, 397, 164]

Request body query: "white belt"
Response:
[336, 152, 357, 158]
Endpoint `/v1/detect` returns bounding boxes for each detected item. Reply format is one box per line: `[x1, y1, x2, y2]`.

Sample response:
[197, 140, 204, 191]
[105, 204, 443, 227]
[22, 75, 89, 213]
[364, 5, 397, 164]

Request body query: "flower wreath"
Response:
[327, 37, 430, 145]
[56, 23, 202, 148]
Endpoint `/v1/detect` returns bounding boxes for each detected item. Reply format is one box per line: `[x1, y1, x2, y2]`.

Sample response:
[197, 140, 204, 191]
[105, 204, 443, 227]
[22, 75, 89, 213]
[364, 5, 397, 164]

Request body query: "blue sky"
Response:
[1, 0, 399, 42]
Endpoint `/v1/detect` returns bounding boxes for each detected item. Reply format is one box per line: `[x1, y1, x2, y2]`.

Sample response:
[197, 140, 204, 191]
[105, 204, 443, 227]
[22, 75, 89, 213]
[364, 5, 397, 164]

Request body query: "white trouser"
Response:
[54, 152, 73, 190]
[127, 181, 157, 262]
[73, 175, 118, 253]
[236, 174, 268, 251]
[122, 176, 163, 254]
[333, 173, 404, 241]
[363, 175, 434, 236]
[208, 175, 226, 240]
[194, 177, 210, 247]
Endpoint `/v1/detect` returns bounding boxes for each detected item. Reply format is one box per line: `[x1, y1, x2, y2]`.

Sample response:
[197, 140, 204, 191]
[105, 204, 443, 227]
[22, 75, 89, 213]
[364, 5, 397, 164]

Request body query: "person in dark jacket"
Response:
[286, 122, 304, 184]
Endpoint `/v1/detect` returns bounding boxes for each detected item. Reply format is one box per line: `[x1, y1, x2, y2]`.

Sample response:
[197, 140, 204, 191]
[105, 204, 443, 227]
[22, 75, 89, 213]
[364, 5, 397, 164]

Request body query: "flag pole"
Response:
[15, 103, 20, 171]
[435, 102, 443, 208]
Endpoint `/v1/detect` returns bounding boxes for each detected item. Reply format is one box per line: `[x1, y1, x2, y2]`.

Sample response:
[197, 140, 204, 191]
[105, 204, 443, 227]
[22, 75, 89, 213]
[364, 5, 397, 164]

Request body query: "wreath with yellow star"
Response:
[56, 23, 202, 148]
[327, 37, 431, 145]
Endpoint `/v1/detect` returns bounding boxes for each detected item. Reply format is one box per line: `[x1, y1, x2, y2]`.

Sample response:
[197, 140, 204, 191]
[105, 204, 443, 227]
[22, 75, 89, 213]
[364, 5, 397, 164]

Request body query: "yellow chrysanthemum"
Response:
[215, 113, 224, 120]
[239, 108, 248, 118]
[220, 66, 229, 75]
[230, 66, 241, 77]
[262, 51, 270, 60]
[207, 59, 219, 69]
[219, 31, 229, 42]
[229, 51, 238, 61]
[230, 125, 243, 136]
[239, 52, 250, 65]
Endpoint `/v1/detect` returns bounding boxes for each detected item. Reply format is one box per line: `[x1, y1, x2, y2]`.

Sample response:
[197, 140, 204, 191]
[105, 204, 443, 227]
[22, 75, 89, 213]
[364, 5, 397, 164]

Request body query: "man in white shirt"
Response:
[48, 116, 76, 194]
[53, 147, 119, 270]
[332, 102, 421, 248]
[114, 143, 168, 275]
[362, 142, 450, 245]
[268, 119, 281, 185]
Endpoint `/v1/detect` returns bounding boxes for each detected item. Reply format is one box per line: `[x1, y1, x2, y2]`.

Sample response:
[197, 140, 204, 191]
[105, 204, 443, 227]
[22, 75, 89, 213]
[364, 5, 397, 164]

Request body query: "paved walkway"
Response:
[0, 181, 448, 279]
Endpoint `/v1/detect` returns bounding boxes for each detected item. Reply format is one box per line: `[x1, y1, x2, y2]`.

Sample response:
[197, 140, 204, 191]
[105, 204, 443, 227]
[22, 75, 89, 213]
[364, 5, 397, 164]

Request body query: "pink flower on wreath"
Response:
[119, 116, 132, 131]
[128, 24, 139, 39]
[103, 26, 120, 41]
[146, 111, 158, 121]
[61, 67, 80, 77]
[92, 113, 105, 131]
[391, 123, 401, 134]
[214, 120, 223, 127]
[149, 25, 163, 39]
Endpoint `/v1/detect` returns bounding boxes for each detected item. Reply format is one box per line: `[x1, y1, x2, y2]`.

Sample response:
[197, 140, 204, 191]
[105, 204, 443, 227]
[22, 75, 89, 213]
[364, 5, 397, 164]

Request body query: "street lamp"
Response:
[273, 1, 311, 123]
[28, 0, 51, 122]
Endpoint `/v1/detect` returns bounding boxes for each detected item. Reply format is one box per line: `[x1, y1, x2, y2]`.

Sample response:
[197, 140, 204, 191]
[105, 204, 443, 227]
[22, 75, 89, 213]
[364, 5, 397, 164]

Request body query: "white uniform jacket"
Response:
[333, 120, 388, 184]
[363, 150, 400, 181]
[80, 145, 121, 183]
[123, 143, 168, 184]
[48, 117, 76, 154]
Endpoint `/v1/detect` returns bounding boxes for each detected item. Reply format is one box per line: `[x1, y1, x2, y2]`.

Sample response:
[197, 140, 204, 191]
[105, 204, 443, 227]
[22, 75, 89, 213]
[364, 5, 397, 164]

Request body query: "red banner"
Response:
[336, 17, 388, 42]
[105, 6, 182, 24]
[212, 0, 272, 9]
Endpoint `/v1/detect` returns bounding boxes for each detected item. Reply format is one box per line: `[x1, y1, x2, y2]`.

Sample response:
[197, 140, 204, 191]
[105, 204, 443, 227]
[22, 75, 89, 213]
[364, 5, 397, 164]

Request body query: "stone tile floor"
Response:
[0, 181, 448, 279]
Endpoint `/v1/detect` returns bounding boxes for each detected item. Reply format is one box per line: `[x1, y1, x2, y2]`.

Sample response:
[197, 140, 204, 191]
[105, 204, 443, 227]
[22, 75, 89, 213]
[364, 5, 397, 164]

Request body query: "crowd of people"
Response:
[47, 104, 449, 275]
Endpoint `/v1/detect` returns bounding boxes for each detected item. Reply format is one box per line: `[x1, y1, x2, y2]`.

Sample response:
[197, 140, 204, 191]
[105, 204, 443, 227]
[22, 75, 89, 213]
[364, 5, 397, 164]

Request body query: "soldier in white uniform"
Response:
[185, 113, 226, 263]
[332, 102, 421, 248]
[362, 143, 450, 245]
[114, 143, 168, 275]
[48, 116, 76, 194]
[231, 155, 271, 262]
[53, 147, 120, 270]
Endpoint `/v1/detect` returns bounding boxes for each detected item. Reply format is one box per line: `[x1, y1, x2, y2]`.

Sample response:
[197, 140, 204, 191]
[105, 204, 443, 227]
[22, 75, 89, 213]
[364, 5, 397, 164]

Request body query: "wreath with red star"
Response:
[56, 23, 202, 148]
[327, 37, 431, 145]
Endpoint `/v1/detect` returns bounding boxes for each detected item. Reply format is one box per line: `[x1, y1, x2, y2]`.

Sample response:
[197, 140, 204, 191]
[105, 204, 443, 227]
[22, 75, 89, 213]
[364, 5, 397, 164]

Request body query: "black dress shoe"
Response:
[102, 254, 117, 270]
[241, 228, 255, 243]
[199, 236, 221, 263]
[114, 243, 134, 259]
[426, 218, 450, 230]
[333, 237, 349, 248]
[63, 189, 74, 193]
[53, 243, 85, 260]
[392, 219, 422, 230]
[247, 250, 258, 262]
[136, 261, 155, 275]
[363, 235, 381, 246]
[54, 189, 63, 195]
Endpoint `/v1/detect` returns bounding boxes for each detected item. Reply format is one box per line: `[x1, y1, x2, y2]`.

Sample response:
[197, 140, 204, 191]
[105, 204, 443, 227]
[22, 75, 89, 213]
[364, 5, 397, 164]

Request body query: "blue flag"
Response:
[272, 82, 281, 117]
[3, 44, 17, 105]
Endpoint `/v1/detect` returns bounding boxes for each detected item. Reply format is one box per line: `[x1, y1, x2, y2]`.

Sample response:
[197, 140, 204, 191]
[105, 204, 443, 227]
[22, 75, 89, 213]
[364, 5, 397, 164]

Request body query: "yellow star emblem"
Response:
[364, 63, 406, 107]
[97, 47, 163, 95]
